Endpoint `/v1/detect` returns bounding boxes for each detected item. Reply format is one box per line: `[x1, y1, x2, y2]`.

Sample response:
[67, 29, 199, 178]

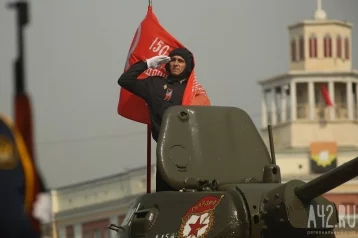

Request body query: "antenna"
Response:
[267, 125, 276, 165]
[317, 0, 322, 10]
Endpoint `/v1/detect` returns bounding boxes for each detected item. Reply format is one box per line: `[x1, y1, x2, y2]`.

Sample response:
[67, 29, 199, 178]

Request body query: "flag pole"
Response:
[146, 0, 152, 194]
[147, 124, 151, 194]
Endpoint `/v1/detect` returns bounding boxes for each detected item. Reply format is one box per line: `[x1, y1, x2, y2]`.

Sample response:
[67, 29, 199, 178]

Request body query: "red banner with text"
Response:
[117, 6, 209, 124]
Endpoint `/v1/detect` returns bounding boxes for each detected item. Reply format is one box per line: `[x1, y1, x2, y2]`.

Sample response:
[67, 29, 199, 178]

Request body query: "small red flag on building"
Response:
[117, 6, 210, 124]
[320, 84, 333, 106]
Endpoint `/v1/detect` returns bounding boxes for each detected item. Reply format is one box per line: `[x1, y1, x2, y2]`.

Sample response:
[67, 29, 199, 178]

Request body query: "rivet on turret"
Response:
[280, 218, 284, 222]
[275, 205, 280, 210]
[275, 193, 280, 198]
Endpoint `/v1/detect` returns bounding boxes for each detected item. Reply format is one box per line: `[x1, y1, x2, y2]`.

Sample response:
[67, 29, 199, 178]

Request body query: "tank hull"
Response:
[119, 188, 250, 238]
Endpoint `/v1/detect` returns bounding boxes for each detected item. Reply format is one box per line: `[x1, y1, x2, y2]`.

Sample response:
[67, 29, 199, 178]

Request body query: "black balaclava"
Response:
[165, 47, 195, 82]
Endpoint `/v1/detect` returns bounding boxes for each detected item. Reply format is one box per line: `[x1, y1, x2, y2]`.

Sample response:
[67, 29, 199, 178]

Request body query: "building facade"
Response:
[51, 165, 157, 238]
[49, 3, 357, 238]
[258, 3, 358, 237]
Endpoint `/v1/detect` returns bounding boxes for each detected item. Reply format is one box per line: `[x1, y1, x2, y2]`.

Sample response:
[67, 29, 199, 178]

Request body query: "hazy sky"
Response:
[0, 0, 357, 189]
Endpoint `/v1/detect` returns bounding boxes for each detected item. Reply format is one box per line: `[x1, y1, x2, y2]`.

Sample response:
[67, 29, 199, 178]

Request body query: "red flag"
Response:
[117, 6, 210, 124]
[320, 84, 333, 106]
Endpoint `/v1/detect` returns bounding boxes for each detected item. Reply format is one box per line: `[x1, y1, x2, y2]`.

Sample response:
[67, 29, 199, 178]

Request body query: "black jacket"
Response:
[118, 60, 187, 141]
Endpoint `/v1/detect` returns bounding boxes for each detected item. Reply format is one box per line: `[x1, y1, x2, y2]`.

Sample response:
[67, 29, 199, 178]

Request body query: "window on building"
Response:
[66, 225, 74, 238]
[83, 232, 91, 238]
[299, 36, 304, 60]
[334, 82, 348, 119]
[94, 229, 101, 238]
[336, 35, 342, 58]
[344, 37, 350, 59]
[82, 219, 110, 238]
[309, 35, 317, 58]
[314, 83, 323, 105]
[323, 34, 332, 57]
[105, 228, 112, 238]
[335, 83, 346, 105]
[291, 39, 296, 62]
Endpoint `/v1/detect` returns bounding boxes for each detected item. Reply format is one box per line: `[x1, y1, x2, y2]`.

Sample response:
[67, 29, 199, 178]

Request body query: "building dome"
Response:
[314, 8, 327, 20]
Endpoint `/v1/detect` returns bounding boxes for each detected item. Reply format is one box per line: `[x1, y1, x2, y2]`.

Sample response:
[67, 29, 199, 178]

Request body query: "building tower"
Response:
[258, 0, 358, 174]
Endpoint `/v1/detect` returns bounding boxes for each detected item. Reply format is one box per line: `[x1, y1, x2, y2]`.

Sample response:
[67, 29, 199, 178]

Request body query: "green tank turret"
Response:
[109, 106, 358, 238]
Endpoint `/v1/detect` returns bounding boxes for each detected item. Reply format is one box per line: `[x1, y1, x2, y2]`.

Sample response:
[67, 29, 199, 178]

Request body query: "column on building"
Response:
[74, 224, 82, 238]
[347, 80, 353, 120]
[261, 89, 268, 128]
[308, 81, 315, 120]
[276, 87, 284, 123]
[271, 88, 277, 125]
[356, 83, 358, 119]
[328, 81, 335, 120]
[290, 81, 297, 121]
[281, 84, 287, 123]
[262, 85, 293, 127]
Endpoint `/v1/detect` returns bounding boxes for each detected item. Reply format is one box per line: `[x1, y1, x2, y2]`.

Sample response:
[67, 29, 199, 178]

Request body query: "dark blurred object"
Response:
[7, 0, 29, 94]
[4, 1, 48, 237]
[0, 115, 40, 238]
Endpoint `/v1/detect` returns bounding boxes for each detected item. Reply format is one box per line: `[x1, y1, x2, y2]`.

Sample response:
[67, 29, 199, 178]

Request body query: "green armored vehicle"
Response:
[109, 106, 358, 238]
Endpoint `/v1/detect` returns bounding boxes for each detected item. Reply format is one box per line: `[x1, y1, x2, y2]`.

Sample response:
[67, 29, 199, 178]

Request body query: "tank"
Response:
[109, 105, 358, 238]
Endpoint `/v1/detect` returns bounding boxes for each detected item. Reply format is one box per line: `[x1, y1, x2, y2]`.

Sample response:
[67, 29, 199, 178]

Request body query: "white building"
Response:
[51, 165, 156, 238]
[258, 0, 358, 185]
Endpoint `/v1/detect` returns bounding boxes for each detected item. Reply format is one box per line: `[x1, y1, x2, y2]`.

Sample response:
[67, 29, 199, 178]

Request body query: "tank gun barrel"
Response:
[295, 156, 358, 202]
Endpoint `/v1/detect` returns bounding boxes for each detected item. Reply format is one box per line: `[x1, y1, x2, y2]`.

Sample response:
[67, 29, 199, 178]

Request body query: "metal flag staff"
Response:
[146, 0, 152, 194]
